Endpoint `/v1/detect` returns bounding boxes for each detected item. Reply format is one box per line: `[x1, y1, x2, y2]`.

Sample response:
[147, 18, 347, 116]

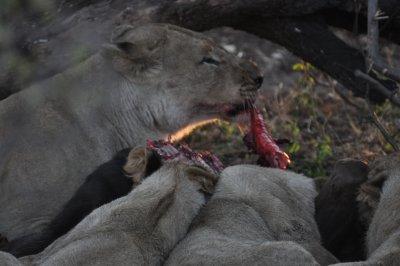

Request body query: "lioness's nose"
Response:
[239, 60, 263, 89]
[254, 76, 263, 89]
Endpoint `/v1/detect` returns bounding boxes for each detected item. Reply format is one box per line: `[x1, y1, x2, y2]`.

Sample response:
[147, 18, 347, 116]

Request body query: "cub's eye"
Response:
[200, 57, 220, 66]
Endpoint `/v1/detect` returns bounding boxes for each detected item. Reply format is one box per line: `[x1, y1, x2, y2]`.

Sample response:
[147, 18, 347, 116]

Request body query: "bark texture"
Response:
[1, 0, 399, 101]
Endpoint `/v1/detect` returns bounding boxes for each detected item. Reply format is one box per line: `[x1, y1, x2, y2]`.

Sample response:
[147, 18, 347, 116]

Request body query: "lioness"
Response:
[0, 154, 219, 265]
[166, 165, 339, 265]
[331, 153, 400, 266]
[315, 159, 369, 261]
[2, 147, 160, 257]
[0, 23, 262, 241]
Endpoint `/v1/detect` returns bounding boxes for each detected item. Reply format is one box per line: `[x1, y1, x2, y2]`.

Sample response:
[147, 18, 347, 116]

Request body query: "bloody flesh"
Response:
[147, 139, 224, 175]
[244, 108, 291, 169]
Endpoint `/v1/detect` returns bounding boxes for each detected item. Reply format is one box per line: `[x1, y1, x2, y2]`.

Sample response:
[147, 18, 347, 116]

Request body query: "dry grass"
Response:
[182, 62, 400, 181]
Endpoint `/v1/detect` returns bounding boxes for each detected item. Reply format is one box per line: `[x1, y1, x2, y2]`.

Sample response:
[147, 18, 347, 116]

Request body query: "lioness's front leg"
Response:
[331, 153, 400, 266]
[356, 154, 400, 222]
[364, 153, 400, 264]
[20, 161, 218, 266]
[315, 159, 369, 261]
[166, 165, 338, 266]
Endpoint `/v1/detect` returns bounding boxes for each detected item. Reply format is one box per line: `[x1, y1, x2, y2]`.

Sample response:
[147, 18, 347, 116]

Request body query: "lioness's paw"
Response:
[368, 152, 400, 185]
[357, 183, 381, 209]
[185, 166, 219, 195]
[357, 152, 400, 223]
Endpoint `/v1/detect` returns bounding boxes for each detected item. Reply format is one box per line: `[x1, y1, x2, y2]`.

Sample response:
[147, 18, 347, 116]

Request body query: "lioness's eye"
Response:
[200, 57, 220, 66]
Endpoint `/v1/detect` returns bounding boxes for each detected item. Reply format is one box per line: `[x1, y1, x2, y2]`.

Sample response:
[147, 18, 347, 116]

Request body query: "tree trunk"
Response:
[1, 0, 399, 101]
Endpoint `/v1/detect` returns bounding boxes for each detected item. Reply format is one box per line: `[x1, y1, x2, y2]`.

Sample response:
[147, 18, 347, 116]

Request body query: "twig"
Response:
[367, 0, 380, 70]
[334, 81, 399, 151]
[373, 63, 400, 84]
[353, 0, 361, 37]
[367, 0, 400, 83]
[365, 97, 400, 151]
[354, 0, 400, 151]
[334, 83, 364, 109]
[355, 69, 400, 107]
[325, 77, 399, 151]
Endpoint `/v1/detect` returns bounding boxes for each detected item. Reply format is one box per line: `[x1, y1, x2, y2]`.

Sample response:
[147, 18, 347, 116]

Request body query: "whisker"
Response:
[249, 92, 256, 110]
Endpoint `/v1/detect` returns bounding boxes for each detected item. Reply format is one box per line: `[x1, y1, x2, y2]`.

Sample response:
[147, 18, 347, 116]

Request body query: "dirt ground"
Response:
[182, 28, 400, 184]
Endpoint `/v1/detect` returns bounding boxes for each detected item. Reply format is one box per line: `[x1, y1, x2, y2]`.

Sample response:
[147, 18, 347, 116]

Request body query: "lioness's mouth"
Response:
[196, 100, 254, 120]
[224, 102, 252, 117]
[172, 98, 291, 171]
[220, 101, 291, 169]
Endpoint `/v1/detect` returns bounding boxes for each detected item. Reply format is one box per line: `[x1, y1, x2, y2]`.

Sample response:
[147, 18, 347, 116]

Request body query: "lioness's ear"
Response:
[102, 24, 168, 61]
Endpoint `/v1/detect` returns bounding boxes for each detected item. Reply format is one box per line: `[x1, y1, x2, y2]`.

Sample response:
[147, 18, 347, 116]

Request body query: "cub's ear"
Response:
[101, 24, 168, 61]
[123, 146, 148, 183]
[123, 146, 162, 183]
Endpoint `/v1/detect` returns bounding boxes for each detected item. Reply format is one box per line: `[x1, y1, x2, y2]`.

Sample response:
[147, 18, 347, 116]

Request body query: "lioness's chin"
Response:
[223, 103, 251, 117]
[196, 101, 252, 120]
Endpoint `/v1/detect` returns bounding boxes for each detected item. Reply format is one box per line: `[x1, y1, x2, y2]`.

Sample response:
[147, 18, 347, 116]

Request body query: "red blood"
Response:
[146, 139, 224, 175]
[244, 108, 291, 169]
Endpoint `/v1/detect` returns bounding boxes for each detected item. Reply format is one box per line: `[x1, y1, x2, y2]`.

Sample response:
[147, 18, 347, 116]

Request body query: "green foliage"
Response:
[0, 0, 21, 14]
[185, 59, 399, 181]
[1, 0, 56, 22]
[72, 46, 90, 63]
[284, 121, 301, 155]
[316, 136, 333, 164]
[8, 54, 33, 81]
[292, 62, 314, 72]
[292, 62, 316, 88]
[217, 120, 238, 138]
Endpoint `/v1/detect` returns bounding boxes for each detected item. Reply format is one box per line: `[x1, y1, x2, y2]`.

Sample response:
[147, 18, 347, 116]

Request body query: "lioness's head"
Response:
[102, 23, 262, 136]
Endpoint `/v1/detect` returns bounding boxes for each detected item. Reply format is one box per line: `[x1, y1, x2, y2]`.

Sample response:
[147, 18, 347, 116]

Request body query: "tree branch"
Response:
[366, 0, 400, 83]
[355, 70, 400, 107]
[367, 103, 400, 151]
[334, 82, 400, 152]
[1, 0, 399, 103]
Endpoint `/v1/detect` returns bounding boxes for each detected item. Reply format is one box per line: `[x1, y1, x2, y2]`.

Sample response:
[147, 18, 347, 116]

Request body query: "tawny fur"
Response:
[123, 146, 150, 183]
[332, 152, 400, 266]
[166, 165, 338, 266]
[0, 160, 218, 266]
[0, 23, 261, 241]
[1, 146, 159, 257]
[315, 159, 369, 261]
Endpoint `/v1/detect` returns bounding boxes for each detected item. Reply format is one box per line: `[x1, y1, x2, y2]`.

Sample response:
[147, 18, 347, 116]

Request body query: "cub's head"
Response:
[102, 23, 262, 136]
